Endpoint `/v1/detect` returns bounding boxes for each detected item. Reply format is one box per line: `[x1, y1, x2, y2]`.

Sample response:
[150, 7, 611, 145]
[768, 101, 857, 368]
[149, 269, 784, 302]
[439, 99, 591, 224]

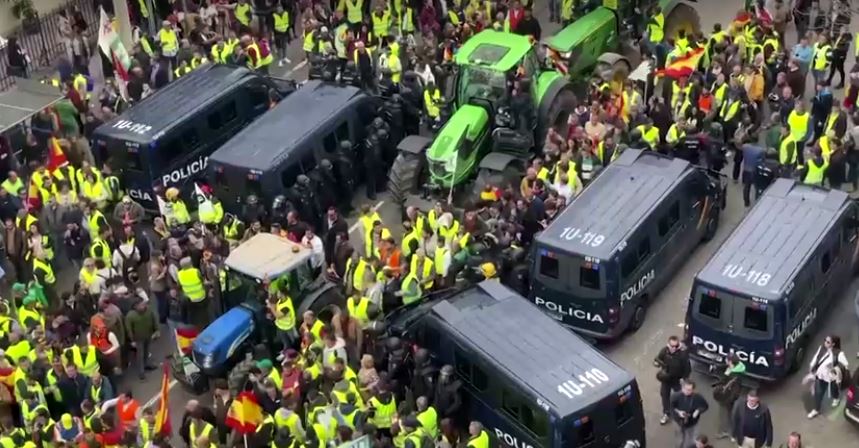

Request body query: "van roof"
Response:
[696, 179, 851, 300]
[433, 281, 634, 416]
[208, 80, 366, 171]
[225, 233, 311, 279]
[535, 149, 693, 259]
[95, 65, 257, 143]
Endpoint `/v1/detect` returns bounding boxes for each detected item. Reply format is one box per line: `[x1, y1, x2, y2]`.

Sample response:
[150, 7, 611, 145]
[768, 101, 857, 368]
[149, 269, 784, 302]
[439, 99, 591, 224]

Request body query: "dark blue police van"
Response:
[388, 281, 646, 448]
[530, 150, 725, 339]
[686, 179, 859, 381]
[92, 64, 294, 209]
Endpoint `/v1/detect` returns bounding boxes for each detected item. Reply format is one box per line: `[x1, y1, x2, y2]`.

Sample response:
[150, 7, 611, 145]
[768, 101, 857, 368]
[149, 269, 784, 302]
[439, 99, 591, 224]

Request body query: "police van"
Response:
[530, 150, 725, 339]
[207, 80, 378, 212]
[92, 64, 295, 208]
[387, 281, 646, 448]
[686, 179, 859, 381]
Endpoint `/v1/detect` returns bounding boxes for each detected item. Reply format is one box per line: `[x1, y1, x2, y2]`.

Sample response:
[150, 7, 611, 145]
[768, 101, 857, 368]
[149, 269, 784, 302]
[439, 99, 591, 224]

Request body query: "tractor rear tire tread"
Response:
[388, 153, 423, 204]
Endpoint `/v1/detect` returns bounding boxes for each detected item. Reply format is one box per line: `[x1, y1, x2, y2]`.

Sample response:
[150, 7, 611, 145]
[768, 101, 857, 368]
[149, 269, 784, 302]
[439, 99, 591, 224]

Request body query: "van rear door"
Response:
[531, 247, 612, 335]
[560, 382, 645, 447]
[688, 285, 777, 378]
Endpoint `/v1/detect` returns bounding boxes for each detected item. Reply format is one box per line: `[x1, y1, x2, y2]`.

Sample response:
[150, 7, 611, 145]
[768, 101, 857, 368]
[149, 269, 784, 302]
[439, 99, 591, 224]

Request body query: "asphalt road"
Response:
[77, 1, 859, 446]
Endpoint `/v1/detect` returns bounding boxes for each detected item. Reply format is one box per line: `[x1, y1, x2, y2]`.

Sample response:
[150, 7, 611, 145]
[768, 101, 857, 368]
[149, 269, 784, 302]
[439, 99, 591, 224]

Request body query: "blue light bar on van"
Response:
[573, 416, 590, 427]
[750, 302, 767, 310]
[583, 262, 599, 271]
[540, 249, 556, 258]
[247, 172, 260, 181]
[149, 141, 157, 149]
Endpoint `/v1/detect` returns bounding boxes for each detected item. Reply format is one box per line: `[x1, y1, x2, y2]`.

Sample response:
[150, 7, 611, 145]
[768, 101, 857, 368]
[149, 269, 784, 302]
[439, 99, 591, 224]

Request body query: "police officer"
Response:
[295, 175, 322, 230]
[364, 133, 384, 201]
[433, 365, 462, 422]
[242, 195, 268, 228]
[755, 148, 781, 197]
[333, 141, 357, 198]
[307, 165, 338, 214]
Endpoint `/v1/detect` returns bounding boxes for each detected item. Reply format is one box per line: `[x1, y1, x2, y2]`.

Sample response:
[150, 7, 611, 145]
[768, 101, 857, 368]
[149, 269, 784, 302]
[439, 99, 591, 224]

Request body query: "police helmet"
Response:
[340, 140, 353, 151]
[272, 195, 286, 210]
[385, 337, 403, 352]
[320, 159, 333, 170]
[247, 194, 258, 206]
[414, 348, 430, 365]
[372, 117, 386, 129]
[297, 174, 311, 186]
[629, 128, 642, 142]
[376, 128, 389, 141]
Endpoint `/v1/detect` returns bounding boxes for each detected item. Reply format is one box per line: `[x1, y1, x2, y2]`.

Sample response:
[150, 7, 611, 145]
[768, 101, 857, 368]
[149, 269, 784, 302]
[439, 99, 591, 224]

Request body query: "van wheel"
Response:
[629, 304, 647, 332]
[388, 152, 425, 205]
[789, 343, 807, 374]
[702, 208, 720, 242]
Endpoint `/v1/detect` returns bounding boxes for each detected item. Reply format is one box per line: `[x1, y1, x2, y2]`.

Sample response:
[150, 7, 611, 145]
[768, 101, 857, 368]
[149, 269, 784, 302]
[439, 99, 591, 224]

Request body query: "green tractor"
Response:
[387, 30, 576, 204]
[545, 0, 701, 85]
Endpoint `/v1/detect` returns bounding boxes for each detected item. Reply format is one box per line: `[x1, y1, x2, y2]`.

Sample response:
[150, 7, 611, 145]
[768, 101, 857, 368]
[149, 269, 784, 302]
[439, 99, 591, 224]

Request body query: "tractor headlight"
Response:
[202, 354, 214, 369]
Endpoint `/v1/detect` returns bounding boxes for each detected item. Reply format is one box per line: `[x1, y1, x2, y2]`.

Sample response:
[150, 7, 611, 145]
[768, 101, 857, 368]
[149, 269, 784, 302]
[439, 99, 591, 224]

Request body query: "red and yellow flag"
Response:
[46, 137, 68, 173]
[174, 326, 199, 355]
[654, 47, 706, 80]
[225, 391, 264, 434]
[154, 362, 172, 436]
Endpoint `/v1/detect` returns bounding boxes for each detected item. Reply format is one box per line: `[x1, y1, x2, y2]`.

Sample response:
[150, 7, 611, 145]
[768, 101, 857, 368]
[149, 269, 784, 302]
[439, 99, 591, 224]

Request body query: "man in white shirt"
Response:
[302, 227, 325, 271]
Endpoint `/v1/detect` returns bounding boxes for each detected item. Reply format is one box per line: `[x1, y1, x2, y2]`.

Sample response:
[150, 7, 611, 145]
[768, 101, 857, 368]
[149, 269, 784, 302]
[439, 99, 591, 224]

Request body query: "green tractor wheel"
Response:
[537, 86, 577, 147]
[664, 3, 702, 42]
[388, 152, 425, 205]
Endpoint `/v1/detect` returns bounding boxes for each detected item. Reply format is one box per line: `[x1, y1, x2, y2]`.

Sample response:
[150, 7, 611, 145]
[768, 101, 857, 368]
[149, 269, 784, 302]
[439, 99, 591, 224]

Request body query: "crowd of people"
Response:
[2, 0, 859, 447]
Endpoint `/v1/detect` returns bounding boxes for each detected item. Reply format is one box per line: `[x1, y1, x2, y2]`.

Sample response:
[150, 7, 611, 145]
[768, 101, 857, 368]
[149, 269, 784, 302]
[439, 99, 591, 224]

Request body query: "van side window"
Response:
[357, 100, 376, 127]
[743, 306, 768, 333]
[207, 101, 238, 130]
[454, 349, 488, 391]
[820, 251, 831, 274]
[658, 202, 680, 237]
[301, 154, 317, 173]
[156, 139, 183, 168]
[336, 122, 350, 143]
[539, 254, 559, 279]
[698, 293, 721, 319]
[580, 265, 600, 289]
[621, 237, 651, 277]
[501, 390, 548, 437]
[323, 132, 338, 154]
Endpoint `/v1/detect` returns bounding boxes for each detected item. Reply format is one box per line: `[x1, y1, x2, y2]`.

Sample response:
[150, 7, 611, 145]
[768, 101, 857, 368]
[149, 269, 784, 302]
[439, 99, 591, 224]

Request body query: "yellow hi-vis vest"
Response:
[33, 258, 55, 284]
[345, 0, 364, 24]
[372, 9, 392, 38]
[386, 53, 402, 83]
[779, 135, 797, 166]
[635, 125, 660, 149]
[368, 396, 396, 429]
[788, 110, 810, 143]
[648, 13, 664, 43]
[467, 430, 490, 448]
[349, 257, 375, 293]
[813, 44, 831, 70]
[803, 158, 828, 185]
[400, 272, 422, 305]
[275, 296, 296, 331]
[417, 406, 438, 439]
[273, 12, 290, 33]
[303, 30, 316, 52]
[410, 254, 434, 287]
[139, 419, 155, 443]
[401, 7, 415, 33]
[64, 345, 99, 376]
[159, 28, 178, 56]
[18, 306, 45, 330]
[720, 99, 741, 122]
[347, 295, 371, 328]
[666, 123, 686, 146]
[90, 238, 111, 268]
[424, 88, 441, 118]
[211, 44, 232, 63]
[235, 3, 252, 26]
[177, 267, 206, 302]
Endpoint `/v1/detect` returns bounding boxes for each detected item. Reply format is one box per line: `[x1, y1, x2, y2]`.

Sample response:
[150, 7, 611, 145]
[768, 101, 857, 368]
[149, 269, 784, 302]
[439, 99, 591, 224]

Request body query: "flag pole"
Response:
[244, 433, 248, 448]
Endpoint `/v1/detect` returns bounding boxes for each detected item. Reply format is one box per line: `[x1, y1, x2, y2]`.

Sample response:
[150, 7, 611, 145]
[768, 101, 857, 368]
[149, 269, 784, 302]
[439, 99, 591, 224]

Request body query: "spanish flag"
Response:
[46, 137, 68, 173]
[654, 47, 706, 80]
[174, 326, 199, 355]
[154, 362, 172, 436]
[225, 391, 264, 434]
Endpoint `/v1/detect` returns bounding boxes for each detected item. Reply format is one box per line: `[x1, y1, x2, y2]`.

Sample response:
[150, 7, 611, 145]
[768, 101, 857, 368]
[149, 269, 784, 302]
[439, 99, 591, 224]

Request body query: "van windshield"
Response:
[536, 248, 605, 299]
[563, 383, 641, 446]
[692, 285, 774, 340]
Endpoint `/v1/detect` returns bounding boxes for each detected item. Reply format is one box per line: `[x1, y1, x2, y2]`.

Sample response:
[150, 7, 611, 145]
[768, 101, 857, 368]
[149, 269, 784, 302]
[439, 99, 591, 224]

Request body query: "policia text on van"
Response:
[530, 150, 725, 339]
[387, 281, 646, 448]
[686, 179, 859, 382]
[92, 65, 295, 208]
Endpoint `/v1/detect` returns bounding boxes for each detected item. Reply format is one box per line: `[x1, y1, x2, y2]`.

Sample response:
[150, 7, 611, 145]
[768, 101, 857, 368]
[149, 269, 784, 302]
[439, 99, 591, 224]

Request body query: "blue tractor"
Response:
[173, 233, 343, 391]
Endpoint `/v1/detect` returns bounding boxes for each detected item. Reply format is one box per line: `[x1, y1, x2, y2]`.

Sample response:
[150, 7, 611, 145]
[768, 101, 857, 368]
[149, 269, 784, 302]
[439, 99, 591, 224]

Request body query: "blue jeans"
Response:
[813, 378, 839, 411]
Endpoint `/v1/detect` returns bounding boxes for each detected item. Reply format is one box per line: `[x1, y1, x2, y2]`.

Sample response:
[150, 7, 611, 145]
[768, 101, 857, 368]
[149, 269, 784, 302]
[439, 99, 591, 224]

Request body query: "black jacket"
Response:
[669, 391, 709, 427]
[322, 216, 348, 265]
[731, 401, 773, 448]
[654, 347, 691, 384]
[58, 373, 90, 416]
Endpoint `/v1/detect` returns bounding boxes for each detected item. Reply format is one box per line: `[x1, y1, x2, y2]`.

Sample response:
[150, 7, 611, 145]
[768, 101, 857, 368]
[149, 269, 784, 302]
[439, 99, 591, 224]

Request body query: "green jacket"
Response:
[125, 307, 158, 341]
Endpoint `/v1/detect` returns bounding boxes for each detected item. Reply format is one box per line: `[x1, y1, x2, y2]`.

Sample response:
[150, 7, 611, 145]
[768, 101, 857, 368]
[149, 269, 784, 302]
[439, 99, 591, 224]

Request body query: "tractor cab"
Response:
[190, 233, 342, 377]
